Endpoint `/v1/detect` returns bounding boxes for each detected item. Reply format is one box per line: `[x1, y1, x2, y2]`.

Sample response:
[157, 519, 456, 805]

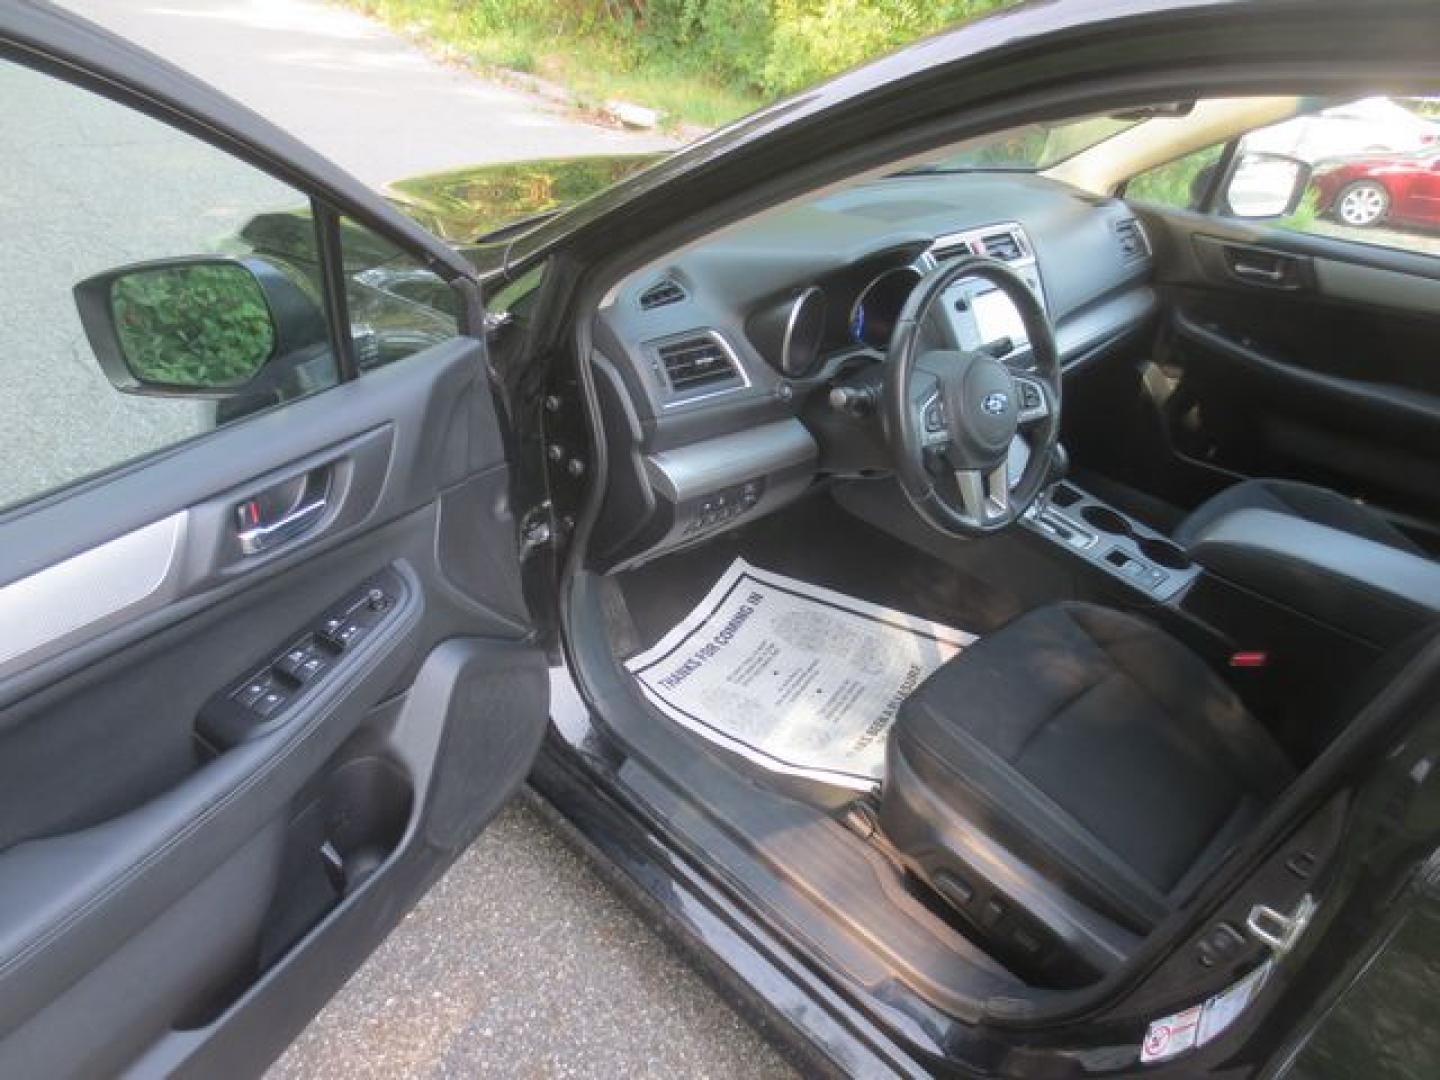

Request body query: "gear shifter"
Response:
[1036, 442, 1070, 515]
[1047, 441, 1070, 488]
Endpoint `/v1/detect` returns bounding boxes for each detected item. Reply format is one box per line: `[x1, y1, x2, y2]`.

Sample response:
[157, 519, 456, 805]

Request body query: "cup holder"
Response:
[1080, 505, 1132, 536]
[1137, 536, 1191, 570]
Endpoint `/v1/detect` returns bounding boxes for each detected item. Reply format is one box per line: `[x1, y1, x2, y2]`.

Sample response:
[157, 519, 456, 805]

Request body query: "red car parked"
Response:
[1313, 145, 1440, 228]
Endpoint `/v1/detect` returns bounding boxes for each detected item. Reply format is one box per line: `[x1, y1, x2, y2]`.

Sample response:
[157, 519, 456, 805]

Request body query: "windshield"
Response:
[906, 115, 1143, 173]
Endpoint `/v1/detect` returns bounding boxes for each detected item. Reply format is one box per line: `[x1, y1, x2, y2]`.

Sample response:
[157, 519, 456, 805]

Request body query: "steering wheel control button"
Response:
[1013, 376, 1050, 424]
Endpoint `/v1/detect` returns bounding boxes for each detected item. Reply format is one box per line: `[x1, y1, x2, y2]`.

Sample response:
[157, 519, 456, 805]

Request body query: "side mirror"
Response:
[74, 255, 326, 397]
[1221, 151, 1313, 219]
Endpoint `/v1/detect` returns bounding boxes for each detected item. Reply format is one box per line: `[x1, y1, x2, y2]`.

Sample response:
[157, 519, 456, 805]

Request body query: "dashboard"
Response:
[586, 171, 1158, 570]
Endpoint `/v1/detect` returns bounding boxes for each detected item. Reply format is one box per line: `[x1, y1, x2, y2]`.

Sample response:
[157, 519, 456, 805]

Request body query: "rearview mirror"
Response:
[74, 255, 325, 396]
[1221, 151, 1312, 219]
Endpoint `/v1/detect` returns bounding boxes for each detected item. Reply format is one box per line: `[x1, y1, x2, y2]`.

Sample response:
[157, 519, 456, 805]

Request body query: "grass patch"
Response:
[339, 1, 1018, 133]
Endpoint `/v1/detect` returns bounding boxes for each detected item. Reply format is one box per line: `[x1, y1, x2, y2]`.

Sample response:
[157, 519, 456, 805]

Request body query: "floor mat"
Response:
[624, 559, 975, 791]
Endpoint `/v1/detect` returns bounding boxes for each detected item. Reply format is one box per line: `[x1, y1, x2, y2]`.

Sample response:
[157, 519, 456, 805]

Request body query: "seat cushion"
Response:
[1174, 478, 1422, 556]
[883, 603, 1294, 935]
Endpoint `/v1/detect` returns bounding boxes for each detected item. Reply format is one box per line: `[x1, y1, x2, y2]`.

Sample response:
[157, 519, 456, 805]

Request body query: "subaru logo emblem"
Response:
[980, 391, 1008, 416]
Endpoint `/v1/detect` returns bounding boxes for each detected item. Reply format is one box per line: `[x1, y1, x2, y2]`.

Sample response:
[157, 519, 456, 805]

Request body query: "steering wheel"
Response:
[882, 256, 1061, 536]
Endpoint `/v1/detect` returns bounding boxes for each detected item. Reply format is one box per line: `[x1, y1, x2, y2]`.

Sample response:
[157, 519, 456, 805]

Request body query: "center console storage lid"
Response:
[1186, 508, 1440, 647]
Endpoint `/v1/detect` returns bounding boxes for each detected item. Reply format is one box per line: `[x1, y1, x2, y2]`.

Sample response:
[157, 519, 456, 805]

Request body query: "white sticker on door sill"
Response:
[1141, 1004, 1203, 1064]
[1140, 960, 1274, 1065]
[1198, 960, 1273, 1046]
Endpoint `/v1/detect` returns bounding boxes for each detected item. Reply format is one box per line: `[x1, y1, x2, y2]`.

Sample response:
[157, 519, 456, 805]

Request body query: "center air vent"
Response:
[930, 223, 1033, 265]
[639, 278, 687, 310]
[1114, 218, 1150, 263]
[980, 230, 1024, 262]
[655, 332, 743, 398]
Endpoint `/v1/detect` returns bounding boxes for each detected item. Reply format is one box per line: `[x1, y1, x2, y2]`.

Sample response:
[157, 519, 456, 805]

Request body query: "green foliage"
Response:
[111, 263, 274, 388]
[1125, 144, 1225, 209]
[757, 0, 1008, 96]
[1276, 187, 1322, 233]
[347, 0, 1019, 127]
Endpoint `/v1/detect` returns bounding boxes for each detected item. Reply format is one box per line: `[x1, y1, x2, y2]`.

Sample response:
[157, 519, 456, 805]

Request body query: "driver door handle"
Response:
[1232, 262, 1286, 282]
[235, 470, 330, 555]
[1219, 243, 1309, 290]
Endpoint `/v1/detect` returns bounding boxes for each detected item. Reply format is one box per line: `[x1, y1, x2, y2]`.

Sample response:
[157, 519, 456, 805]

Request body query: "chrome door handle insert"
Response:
[1233, 262, 1286, 282]
[237, 495, 327, 555]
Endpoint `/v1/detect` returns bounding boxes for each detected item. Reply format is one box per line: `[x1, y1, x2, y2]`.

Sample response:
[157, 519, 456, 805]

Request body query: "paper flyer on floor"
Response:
[625, 559, 976, 790]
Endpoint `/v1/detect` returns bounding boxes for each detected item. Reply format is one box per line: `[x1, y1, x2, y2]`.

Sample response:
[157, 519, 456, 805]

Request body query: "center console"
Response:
[1024, 482, 1201, 603]
[1020, 474, 1440, 759]
[1184, 508, 1440, 649]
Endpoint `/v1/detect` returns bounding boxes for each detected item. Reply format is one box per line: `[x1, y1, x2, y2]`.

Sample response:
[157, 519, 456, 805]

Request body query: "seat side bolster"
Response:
[895, 710, 1171, 932]
[881, 740, 1143, 979]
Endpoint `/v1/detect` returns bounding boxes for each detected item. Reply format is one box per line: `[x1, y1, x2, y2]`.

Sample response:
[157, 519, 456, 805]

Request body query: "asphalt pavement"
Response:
[59, 0, 675, 188]
[39, 2, 794, 1076]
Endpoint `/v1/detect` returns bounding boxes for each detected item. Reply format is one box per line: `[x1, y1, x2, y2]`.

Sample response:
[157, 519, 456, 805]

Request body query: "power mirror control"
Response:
[197, 570, 403, 750]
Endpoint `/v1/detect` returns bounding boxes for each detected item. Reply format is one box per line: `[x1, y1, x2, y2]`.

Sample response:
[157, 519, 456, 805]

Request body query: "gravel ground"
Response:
[267, 798, 798, 1079]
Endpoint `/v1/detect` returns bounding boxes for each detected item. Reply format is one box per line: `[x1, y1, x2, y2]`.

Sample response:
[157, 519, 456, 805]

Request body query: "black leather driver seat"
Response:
[1174, 478, 1423, 557]
[879, 602, 1293, 986]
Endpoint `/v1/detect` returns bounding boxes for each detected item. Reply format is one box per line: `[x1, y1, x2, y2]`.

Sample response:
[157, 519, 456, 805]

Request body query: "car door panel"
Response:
[0, 338, 548, 1077]
[1132, 206, 1440, 541]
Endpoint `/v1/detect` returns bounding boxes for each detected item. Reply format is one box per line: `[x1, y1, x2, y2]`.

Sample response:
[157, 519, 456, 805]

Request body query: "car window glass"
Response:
[1128, 96, 1440, 259]
[338, 218, 459, 371]
[1124, 144, 1226, 210]
[0, 60, 339, 513]
[1239, 96, 1440, 256]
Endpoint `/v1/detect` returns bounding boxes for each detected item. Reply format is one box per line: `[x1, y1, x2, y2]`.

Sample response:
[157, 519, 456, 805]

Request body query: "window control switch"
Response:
[328, 621, 366, 649]
[252, 688, 288, 718]
[234, 676, 272, 707]
[275, 639, 326, 683]
[200, 571, 402, 751]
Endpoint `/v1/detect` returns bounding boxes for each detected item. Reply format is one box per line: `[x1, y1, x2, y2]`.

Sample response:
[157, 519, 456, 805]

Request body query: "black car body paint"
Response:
[462, 0, 1440, 1075]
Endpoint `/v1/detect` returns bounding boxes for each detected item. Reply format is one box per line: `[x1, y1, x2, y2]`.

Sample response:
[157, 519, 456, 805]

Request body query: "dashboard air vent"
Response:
[639, 278, 687, 310]
[980, 230, 1024, 262]
[656, 333, 742, 396]
[1114, 218, 1150, 263]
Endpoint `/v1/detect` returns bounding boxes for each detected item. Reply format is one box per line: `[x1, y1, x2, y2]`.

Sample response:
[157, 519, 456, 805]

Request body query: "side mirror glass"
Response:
[110, 261, 274, 390]
[74, 255, 326, 397]
[1222, 151, 1312, 219]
